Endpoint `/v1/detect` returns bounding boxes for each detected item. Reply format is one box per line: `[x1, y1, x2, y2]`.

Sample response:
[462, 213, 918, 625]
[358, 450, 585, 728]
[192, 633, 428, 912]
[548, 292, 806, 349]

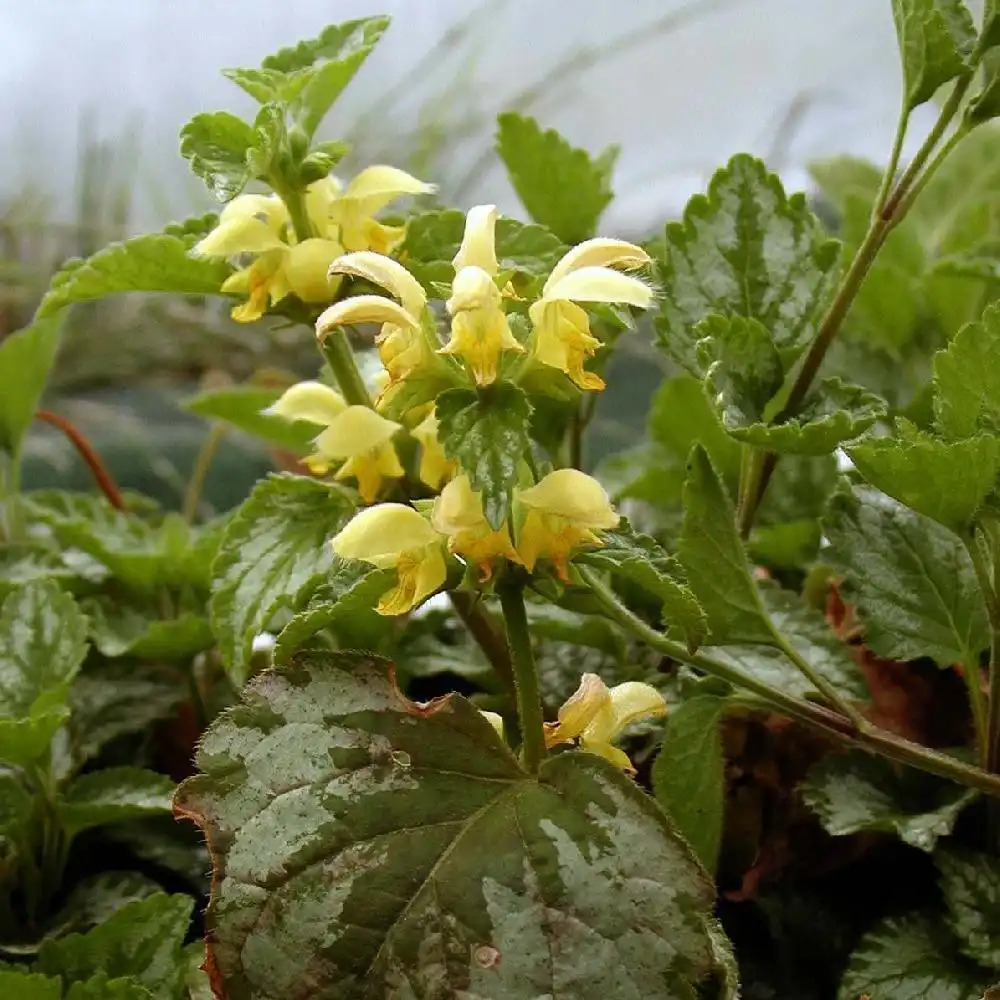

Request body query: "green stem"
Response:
[273, 181, 315, 244]
[873, 102, 909, 215]
[581, 567, 1000, 797]
[0, 451, 23, 543]
[319, 329, 373, 408]
[449, 592, 516, 701]
[967, 530, 1000, 772]
[498, 580, 546, 773]
[182, 423, 228, 524]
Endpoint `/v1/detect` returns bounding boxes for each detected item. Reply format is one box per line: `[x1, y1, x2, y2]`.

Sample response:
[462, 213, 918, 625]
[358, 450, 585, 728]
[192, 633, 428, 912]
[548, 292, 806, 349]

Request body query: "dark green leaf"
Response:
[106, 819, 210, 891]
[0, 970, 60, 999]
[182, 384, 317, 454]
[65, 975, 156, 999]
[56, 768, 174, 838]
[179, 112, 254, 201]
[824, 484, 989, 665]
[937, 847, 1000, 968]
[0, 314, 64, 459]
[849, 426, 1000, 531]
[35, 893, 192, 1000]
[985, 0, 1000, 48]
[0, 771, 33, 845]
[576, 522, 707, 651]
[891, 0, 977, 110]
[968, 48, 1000, 123]
[174, 651, 731, 999]
[46, 872, 164, 940]
[524, 602, 625, 655]
[495, 112, 617, 244]
[37, 230, 231, 318]
[838, 913, 990, 1000]
[652, 154, 840, 373]
[83, 597, 213, 661]
[933, 302, 1000, 438]
[678, 446, 775, 643]
[210, 474, 356, 683]
[652, 692, 727, 875]
[801, 751, 977, 851]
[436, 383, 532, 529]
[728, 377, 886, 455]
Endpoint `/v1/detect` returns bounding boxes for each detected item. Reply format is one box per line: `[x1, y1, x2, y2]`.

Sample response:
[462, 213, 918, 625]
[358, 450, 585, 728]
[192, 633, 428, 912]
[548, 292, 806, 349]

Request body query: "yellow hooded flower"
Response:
[528, 239, 653, 391]
[545, 673, 667, 772]
[411, 408, 457, 491]
[264, 381, 404, 502]
[438, 205, 524, 385]
[331, 503, 448, 615]
[515, 468, 619, 580]
[431, 475, 520, 581]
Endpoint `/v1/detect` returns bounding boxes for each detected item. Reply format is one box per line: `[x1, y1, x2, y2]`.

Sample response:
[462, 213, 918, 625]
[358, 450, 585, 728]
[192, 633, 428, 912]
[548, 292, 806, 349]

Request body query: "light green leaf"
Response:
[931, 246, 1000, 279]
[678, 446, 774, 643]
[65, 975, 156, 999]
[210, 474, 356, 683]
[933, 302, 1000, 438]
[56, 767, 174, 838]
[652, 154, 840, 374]
[838, 913, 991, 1000]
[937, 847, 1000, 968]
[809, 155, 884, 211]
[182, 384, 317, 454]
[436, 383, 532, 529]
[728, 377, 886, 455]
[36, 225, 231, 318]
[0, 544, 107, 600]
[174, 651, 732, 999]
[848, 425, 1000, 531]
[179, 111, 254, 201]
[652, 692, 727, 875]
[891, 0, 977, 111]
[0, 313, 64, 459]
[576, 522, 707, 651]
[824, 485, 989, 666]
[83, 597, 213, 661]
[0, 970, 60, 999]
[801, 751, 977, 851]
[495, 112, 617, 244]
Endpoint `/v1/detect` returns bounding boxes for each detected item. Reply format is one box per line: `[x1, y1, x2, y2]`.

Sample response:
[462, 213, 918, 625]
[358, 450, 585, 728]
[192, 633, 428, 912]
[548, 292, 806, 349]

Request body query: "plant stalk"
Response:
[967, 530, 1000, 773]
[319, 330, 374, 409]
[35, 409, 124, 510]
[273, 181, 316, 244]
[449, 591, 516, 700]
[182, 423, 228, 524]
[498, 580, 546, 773]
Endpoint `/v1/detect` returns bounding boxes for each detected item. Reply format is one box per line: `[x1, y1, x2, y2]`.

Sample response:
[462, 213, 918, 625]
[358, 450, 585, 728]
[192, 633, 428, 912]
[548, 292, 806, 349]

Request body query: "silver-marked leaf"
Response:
[83, 597, 213, 661]
[824, 484, 989, 665]
[652, 154, 840, 374]
[179, 112, 254, 202]
[56, 768, 174, 838]
[801, 751, 977, 852]
[933, 301, 1000, 438]
[210, 474, 356, 684]
[937, 847, 1000, 969]
[174, 651, 734, 1000]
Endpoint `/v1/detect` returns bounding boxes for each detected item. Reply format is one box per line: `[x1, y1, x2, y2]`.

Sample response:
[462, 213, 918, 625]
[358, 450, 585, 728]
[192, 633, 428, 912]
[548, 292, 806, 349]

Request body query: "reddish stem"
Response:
[35, 409, 125, 510]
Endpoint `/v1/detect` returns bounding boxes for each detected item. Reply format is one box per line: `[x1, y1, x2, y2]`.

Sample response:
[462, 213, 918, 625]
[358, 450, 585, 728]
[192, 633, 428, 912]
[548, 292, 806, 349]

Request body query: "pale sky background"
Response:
[0, 0, 970, 235]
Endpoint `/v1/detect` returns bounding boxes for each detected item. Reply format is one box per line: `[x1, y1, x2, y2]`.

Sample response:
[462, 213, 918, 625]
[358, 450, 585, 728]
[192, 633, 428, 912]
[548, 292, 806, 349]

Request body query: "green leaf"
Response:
[652, 692, 727, 875]
[0, 770, 33, 845]
[182, 384, 317, 454]
[0, 970, 60, 999]
[83, 597, 213, 661]
[0, 544, 107, 599]
[36, 893, 192, 1000]
[933, 302, 1000, 438]
[849, 425, 1000, 531]
[210, 474, 355, 683]
[56, 768, 174, 838]
[36, 226, 231, 318]
[891, 0, 977, 111]
[495, 112, 617, 244]
[174, 651, 731, 999]
[967, 48, 1000, 123]
[65, 975, 156, 999]
[0, 313, 64, 459]
[46, 871, 164, 940]
[575, 522, 707, 651]
[524, 602, 625, 655]
[435, 383, 532, 529]
[937, 848, 1000, 968]
[824, 484, 989, 665]
[809, 155, 884, 212]
[838, 913, 991, 1000]
[652, 154, 840, 374]
[678, 446, 774, 643]
[179, 112, 254, 201]
[801, 751, 977, 851]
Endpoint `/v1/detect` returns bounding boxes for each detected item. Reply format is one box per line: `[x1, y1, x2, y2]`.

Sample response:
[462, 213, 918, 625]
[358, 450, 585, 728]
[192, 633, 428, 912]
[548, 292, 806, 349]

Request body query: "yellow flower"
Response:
[528, 239, 652, 390]
[265, 381, 404, 502]
[479, 710, 505, 740]
[411, 409, 457, 491]
[438, 205, 524, 385]
[431, 474, 519, 581]
[515, 468, 619, 580]
[545, 673, 667, 772]
[331, 503, 448, 615]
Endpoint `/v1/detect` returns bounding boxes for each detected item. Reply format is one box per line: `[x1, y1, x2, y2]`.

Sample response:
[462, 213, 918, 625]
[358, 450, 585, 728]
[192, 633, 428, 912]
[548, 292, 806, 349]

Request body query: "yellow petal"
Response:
[578, 737, 635, 773]
[194, 217, 287, 256]
[453, 204, 499, 275]
[264, 381, 347, 426]
[331, 503, 442, 568]
[412, 411, 456, 491]
[305, 176, 343, 233]
[547, 673, 612, 745]
[543, 238, 649, 294]
[431, 474, 487, 535]
[336, 443, 405, 503]
[312, 406, 401, 459]
[541, 266, 653, 308]
[528, 299, 605, 392]
[282, 238, 345, 303]
[329, 251, 427, 318]
[341, 165, 436, 214]
[376, 544, 448, 615]
[517, 469, 619, 529]
[607, 681, 668, 735]
[316, 295, 420, 343]
[219, 193, 288, 228]
[446, 266, 502, 314]
[479, 710, 505, 740]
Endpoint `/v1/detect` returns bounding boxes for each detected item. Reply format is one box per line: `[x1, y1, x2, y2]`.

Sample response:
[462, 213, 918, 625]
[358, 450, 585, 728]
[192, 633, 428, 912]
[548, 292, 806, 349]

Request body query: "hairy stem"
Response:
[273, 181, 316, 244]
[449, 591, 516, 700]
[35, 409, 124, 510]
[498, 581, 546, 773]
[319, 330, 373, 408]
[967, 531, 1000, 772]
[183, 423, 228, 524]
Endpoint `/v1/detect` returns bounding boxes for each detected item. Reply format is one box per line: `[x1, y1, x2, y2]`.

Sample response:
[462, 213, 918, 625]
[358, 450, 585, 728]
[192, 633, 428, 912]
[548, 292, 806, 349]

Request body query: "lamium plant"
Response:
[7, 4, 1000, 997]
